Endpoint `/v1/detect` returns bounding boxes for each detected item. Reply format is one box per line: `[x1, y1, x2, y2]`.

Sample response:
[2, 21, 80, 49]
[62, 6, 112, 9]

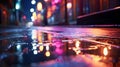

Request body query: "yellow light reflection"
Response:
[72, 47, 81, 55]
[32, 12, 37, 20]
[37, 31, 42, 43]
[75, 40, 80, 48]
[76, 50, 81, 55]
[39, 46, 44, 52]
[108, 46, 112, 50]
[47, 33, 52, 43]
[103, 47, 108, 56]
[45, 51, 50, 57]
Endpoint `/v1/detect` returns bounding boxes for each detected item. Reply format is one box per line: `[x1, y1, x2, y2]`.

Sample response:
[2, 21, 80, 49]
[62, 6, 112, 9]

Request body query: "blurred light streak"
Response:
[81, 38, 120, 48]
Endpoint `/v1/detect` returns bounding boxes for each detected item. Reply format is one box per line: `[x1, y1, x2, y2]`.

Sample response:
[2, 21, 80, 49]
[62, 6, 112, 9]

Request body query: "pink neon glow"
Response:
[52, 38, 63, 48]
[52, 0, 61, 5]
[55, 48, 64, 55]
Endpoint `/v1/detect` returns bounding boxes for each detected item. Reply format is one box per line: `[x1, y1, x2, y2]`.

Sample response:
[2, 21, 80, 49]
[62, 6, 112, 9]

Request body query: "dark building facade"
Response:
[76, 0, 120, 25]
[59, 0, 120, 25]
[76, 0, 120, 16]
[0, 0, 16, 26]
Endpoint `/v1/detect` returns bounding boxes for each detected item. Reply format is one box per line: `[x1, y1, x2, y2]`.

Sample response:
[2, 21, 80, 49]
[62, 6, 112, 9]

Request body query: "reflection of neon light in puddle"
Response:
[31, 30, 37, 39]
[32, 42, 37, 46]
[17, 44, 21, 51]
[74, 40, 81, 55]
[52, 38, 64, 55]
[75, 40, 80, 48]
[55, 48, 63, 55]
[103, 47, 108, 56]
[33, 46, 37, 50]
[39, 46, 44, 52]
[33, 50, 38, 55]
[45, 51, 50, 57]
[46, 45, 49, 51]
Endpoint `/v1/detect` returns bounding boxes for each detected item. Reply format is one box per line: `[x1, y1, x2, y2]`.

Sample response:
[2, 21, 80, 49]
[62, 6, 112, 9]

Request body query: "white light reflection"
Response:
[17, 44, 21, 51]
[46, 45, 49, 51]
[33, 46, 37, 50]
[75, 40, 80, 48]
[33, 50, 38, 55]
[31, 30, 37, 39]
[32, 42, 37, 46]
[26, 22, 33, 27]
[31, 16, 34, 21]
[103, 47, 108, 56]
